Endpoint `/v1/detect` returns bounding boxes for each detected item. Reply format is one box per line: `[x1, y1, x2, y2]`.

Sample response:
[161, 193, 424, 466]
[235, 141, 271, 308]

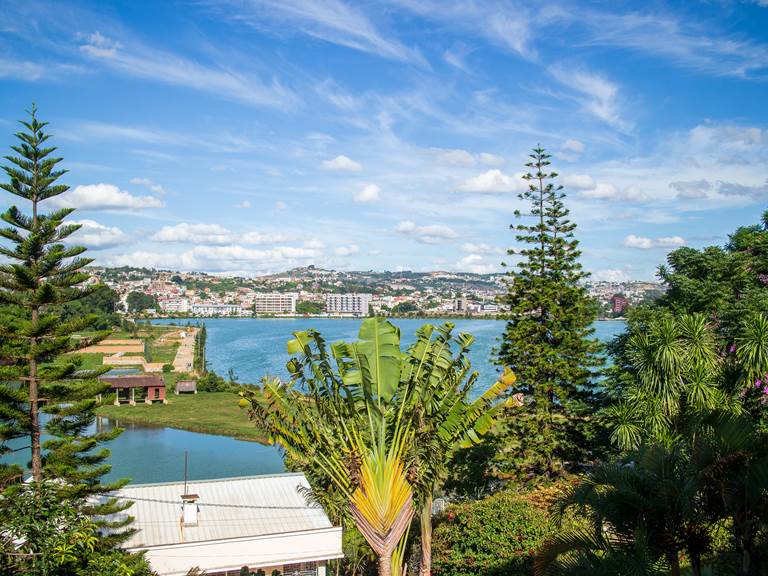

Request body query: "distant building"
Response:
[610, 294, 630, 314]
[481, 302, 499, 313]
[253, 293, 297, 315]
[110, 473, 342, 576]
[326, 293, 372, 316]
[159, 298, 190, 313]
[190, 303, 242, 316]
[453, 297, 468, 313]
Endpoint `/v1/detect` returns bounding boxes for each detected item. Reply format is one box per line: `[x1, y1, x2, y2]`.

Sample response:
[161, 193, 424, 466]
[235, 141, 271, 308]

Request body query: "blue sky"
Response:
[1, 0, 767, 280]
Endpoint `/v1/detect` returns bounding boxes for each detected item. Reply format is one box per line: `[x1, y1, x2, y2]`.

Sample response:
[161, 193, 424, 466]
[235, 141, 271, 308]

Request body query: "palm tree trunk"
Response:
[419, 494, 433, 576]
[378, 552, 392, 576]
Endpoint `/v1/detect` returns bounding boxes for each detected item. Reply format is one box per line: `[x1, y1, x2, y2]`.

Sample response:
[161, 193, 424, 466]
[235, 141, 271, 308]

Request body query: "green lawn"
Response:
[95, 391, 268, 443]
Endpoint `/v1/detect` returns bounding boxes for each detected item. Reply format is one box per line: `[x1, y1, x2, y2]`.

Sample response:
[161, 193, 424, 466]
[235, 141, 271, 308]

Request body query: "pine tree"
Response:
[0, 106, 131, 529]
[495, 146, 602, 483]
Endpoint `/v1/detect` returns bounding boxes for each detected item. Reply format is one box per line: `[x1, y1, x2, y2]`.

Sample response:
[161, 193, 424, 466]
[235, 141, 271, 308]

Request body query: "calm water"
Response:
[4, 319, 625, 484]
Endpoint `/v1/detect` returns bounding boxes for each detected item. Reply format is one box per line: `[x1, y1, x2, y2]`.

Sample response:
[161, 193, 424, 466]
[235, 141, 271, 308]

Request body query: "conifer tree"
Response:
[0, 106, 130, 527]
[495, 146, 602, 482]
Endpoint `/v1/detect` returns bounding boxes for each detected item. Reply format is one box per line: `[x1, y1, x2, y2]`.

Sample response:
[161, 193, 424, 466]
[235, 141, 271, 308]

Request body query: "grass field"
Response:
[95, 392, 268, 443]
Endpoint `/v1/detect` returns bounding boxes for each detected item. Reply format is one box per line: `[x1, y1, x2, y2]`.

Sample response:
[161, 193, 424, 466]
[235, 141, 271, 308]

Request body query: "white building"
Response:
[159, 298, 190, 313]
[253, 293, 298, 315]
[326, 293, 372, 316]
[453, 297, 468, 313]
[111, 473, 343, 576]
[190, 303, 242, 316]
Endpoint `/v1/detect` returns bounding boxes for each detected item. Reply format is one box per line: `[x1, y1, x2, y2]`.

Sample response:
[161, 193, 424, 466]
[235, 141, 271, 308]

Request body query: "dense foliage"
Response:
[0, 482, 151, 576]
[494, 147, 602, 483]
[432, 488, 555, 576]
[125, 291, 158, 313]
[538, 211, 768, 576]
[655, 210, 768, 340]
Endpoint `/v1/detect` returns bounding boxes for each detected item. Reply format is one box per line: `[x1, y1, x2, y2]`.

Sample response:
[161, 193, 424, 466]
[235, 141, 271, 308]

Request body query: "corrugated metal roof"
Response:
[112, 473, 332, 549]
[101, 375, 165, 389]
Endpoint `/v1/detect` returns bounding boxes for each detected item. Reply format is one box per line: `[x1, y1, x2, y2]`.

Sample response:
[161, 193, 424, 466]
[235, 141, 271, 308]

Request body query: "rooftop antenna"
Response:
[183, 450, 188, 496]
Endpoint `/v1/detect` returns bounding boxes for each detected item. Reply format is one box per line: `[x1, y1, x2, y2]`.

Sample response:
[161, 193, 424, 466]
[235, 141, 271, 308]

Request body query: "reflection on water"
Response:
[5, 414, 285, 484]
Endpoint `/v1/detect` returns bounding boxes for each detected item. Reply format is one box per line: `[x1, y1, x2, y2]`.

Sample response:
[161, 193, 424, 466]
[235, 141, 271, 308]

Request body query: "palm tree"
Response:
[242, 318, 516, 575]
[536, 410, 768, 576]
[605, 313, 725, 450]
[244, 319, 412, 575]
[395, 322, 518, 576]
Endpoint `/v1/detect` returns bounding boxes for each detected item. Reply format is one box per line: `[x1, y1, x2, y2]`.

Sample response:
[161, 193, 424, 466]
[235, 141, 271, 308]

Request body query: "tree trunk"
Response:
[419, 494, 433, 576]
[669, 551, 681, 576]
[690, 552, 702, 576]
[29, 307, 41, 482]
[378, 552, 392, 576]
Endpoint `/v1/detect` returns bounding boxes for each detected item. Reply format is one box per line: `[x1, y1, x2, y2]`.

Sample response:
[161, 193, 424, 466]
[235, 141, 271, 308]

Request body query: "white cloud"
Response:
[104, 243, 322, 273]
[152, 223, 233, 244]
[395, 220, 416, 233]
[563, 174, 596, 189]
[623, 234, 654, 249]
[354, 183, 381, 203]
[563, 139, 585, 153]
[592, 268, 631, 282]
[51, 183, 164, 210]
[479, 152, 505, 166]
[428, 148, 504, 167]
[130, 177, 165, 194]
[624, 234, 685, 249]
[240, 200, 253, 208]
[454, 254, 499, 274]
[580, 182, 649, 202]
[656, 236, 686, 248]
[461, 243, 504, 255]
[334, 244, 360, 256]
[560, 139, 585, 161]
[151, 223, 285, 245]
[275, 201, 287, 210]
[458, 169, 526, 193]
[396, 220, 459, 244]
[321, 154, 362, 172]
[432, 148, 476, 166]
[69, 219, 128, 249]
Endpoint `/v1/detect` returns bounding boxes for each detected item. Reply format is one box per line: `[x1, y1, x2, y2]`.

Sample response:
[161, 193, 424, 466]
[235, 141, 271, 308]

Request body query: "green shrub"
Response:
[432, 489, 554, 576]
[197, 371, 232, 392]
[162, 363, 174, 373]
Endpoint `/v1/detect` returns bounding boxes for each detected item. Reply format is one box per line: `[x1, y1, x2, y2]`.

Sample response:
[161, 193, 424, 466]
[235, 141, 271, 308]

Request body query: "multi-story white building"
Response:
[326, 293, 372, 316]
[190, 303, 242, 316]
[253, 293, 297, 315]
[159, 298, 190, 313]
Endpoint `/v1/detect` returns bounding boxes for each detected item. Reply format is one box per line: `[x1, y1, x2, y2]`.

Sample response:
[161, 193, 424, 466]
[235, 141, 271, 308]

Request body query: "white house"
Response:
[110, 473, 343, 576]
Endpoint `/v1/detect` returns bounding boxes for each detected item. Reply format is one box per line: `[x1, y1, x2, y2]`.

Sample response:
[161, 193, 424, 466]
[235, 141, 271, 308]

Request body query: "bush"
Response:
[197, 371, 233, 392]
[162, 363, 174, 373]
[432, 489, 554, 576]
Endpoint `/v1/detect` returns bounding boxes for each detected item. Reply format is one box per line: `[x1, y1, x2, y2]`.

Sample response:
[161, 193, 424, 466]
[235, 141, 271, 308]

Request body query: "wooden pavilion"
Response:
[99, 374, 167, 406]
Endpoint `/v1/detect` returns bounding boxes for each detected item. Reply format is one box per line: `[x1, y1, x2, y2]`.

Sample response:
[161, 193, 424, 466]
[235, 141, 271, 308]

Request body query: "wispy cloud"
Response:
[575, 9, 768, 79]
[549, 65, 631, 131]
[206, 0, 425, 65]
[78, 31, 298, 109]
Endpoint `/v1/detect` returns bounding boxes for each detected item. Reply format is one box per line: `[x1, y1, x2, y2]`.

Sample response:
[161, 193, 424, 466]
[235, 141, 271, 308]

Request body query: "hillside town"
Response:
[91, 265, 663, 319]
